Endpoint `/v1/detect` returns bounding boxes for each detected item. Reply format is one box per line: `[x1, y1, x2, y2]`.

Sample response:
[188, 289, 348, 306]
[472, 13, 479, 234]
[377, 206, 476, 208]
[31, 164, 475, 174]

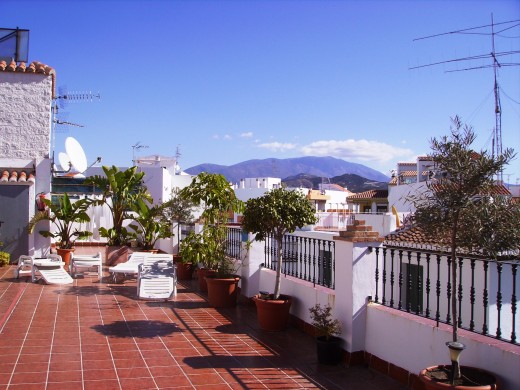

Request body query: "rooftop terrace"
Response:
[0, 258, 406, 390]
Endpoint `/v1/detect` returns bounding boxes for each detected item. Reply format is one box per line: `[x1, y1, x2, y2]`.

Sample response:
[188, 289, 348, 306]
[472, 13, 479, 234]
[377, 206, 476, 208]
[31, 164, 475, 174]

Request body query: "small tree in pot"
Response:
[179, 172, 243, 292]
[309, 303, 343, 365]
[242, 187, 318, 330]
[408, 117, 520, 388]
[162, 188, 196, 279]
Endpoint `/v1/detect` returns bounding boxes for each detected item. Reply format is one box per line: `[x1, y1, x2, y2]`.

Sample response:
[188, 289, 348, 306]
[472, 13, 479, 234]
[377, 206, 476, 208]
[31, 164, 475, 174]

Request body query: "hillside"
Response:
[185, 156, 389, 184]
[282, 173, 388, 193]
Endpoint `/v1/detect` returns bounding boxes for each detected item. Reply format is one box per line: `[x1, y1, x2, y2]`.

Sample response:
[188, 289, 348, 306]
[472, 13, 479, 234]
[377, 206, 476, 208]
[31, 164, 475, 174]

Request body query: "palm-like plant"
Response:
[85, 165, 150, 246]
[28, 193, 92, 249]
[129, 198, 173, 250]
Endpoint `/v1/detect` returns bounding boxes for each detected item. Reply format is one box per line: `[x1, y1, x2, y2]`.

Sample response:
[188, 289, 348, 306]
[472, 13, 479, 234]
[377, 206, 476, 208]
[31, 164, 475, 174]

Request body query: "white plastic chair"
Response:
[13, 255, 34, 279]
[137, 254, 176, 300]
[108, 252, 147, 283]
[70, 252, 103, 279]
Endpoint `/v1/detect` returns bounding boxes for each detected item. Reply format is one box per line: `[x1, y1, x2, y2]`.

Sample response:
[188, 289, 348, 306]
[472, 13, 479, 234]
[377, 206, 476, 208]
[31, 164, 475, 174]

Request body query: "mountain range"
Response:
[185, 156, 390, 191]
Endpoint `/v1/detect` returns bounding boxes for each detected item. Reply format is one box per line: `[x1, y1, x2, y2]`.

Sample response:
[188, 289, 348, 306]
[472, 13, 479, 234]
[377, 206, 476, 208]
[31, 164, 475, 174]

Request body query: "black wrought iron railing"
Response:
[371, 245, 518, 345]
[225, 226, 243, 260]
[264, 234, 335, 289]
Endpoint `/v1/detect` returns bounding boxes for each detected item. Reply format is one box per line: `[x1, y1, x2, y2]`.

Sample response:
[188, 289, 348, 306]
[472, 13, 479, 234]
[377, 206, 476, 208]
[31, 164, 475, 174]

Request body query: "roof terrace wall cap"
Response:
[1, 60, 56, 98]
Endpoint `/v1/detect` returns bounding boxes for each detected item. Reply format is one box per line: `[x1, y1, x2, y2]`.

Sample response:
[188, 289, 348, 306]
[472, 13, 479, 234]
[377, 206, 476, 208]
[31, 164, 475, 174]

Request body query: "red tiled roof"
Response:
[430, 183, 511, 197]
[398, 162, 416, 166]
[417, 156, 432, 161]
[348, 189, 388, 200]
[400, 170, 417, 177]
[385, 226, 435, 246]
[0, 170, 35, 184]
[0, 60, 56, 98]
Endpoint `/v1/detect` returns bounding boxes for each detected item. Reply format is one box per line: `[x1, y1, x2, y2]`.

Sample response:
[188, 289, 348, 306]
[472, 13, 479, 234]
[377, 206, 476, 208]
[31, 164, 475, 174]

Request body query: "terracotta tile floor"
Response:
[0, 263, 407, 389]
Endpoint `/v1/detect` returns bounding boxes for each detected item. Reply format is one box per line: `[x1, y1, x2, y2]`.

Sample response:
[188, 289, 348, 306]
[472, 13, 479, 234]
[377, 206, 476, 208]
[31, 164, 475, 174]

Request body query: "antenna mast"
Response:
[411, 15, 520, 184]
[491, 15, 503, 182]
[51, 89, 101, 164]
[132, 142, 149, 166]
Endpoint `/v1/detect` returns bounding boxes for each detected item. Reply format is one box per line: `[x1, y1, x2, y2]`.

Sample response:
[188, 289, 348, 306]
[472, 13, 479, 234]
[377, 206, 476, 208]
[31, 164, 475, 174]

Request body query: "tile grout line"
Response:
[0, 282, 28, 332]
[76, 294, 85, 390]
[113, 293, 161, 389]
[6, 284, 45, 389]
[45, 286, 63, 390]
[94, 293, 123, 390]
[156, 302, 199, 389]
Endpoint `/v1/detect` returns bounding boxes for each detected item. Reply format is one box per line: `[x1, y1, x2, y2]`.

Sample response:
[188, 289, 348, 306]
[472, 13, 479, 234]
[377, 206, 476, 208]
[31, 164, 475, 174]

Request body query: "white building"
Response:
[0, 60, 55, 258]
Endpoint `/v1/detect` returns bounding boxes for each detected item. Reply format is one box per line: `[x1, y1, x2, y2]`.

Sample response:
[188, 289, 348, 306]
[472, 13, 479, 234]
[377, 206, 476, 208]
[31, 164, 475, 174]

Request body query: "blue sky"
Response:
[3, 0, 520, 183]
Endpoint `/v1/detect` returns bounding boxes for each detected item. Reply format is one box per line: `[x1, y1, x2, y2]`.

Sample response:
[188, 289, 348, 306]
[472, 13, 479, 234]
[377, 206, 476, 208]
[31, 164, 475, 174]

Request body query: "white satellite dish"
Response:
[65, 136, 88, 173]
[58, 152, 71, 171]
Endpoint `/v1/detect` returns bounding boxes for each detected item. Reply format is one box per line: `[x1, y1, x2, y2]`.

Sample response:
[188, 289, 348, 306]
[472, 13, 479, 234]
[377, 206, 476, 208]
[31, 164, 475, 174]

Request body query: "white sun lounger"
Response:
[15, 255, 73, 285]
[137, 254, 176, 300]
[108, 252, 148, 283]
[70, 252, 103, 279]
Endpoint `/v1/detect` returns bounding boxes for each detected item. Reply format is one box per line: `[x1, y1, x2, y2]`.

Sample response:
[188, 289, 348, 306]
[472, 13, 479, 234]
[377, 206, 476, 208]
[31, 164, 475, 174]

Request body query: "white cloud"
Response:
[240, 132, 253, 138]
[258, 142, 297, 152]
[224, 134, 232, 140]
[300, 139, 413, 163]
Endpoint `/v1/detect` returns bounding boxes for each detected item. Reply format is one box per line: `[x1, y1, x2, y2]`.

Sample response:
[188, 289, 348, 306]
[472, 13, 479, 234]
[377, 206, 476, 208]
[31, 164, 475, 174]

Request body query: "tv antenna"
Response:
[51, 86, 100, 166]
[132, 142, 149, 165]
[410, 15, 520, 184]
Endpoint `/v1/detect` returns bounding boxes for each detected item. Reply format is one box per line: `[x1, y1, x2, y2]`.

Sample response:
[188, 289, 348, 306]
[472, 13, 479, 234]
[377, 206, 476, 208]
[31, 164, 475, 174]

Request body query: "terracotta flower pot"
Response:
[418, 365, 499, 390]
[56, 247, 74, 269]
[197, 268, 217, 292]
[205, 276, 240, 308]
[106, 246, 130, 266]
[253, 294, 292, 331]
[175, 261, 194, 281]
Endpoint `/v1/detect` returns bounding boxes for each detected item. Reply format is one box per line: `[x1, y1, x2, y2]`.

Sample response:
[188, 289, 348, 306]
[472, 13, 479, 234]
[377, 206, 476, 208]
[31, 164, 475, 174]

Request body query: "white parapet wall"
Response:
[365, 304, 520, 390]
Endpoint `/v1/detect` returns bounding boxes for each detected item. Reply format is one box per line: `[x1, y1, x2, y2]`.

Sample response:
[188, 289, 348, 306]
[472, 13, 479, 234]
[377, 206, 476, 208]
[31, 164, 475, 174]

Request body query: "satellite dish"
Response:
[58, 152, 71, 171]
[65, 136, 88, 173]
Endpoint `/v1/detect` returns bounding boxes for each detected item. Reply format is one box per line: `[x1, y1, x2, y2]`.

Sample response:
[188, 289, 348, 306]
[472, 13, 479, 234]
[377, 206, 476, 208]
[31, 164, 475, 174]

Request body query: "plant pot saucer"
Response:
[419, 365, 498, 389]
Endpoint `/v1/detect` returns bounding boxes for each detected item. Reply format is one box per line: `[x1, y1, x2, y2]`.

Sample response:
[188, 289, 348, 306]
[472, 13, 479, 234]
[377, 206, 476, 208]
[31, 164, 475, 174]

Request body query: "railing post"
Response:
[458, 257, 463, 328]
[398, 249, 403, 311]
[482, 260, 489, 335]
[425, 252, 431, 318]
[470, 259, 476, 332]
[374, 247, 380, 303]
[511, 264, 517, 344]
[390, 248, 395, 308]
[382, 247, 387, 305]
[435, 254, 441, 325]
[446, 256, 452, 324]
[496, 262, 503, 339]
[407, 250, 412, 313]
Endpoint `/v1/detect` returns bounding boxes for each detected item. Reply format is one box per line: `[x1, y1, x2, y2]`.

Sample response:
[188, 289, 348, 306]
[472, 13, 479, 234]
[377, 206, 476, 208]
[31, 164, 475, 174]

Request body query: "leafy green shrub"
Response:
[0, 251, 10, 266]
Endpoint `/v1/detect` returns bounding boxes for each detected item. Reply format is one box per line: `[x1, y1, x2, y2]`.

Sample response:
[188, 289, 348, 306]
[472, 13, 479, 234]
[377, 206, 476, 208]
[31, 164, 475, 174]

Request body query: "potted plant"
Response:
[28, 193, 93, 268]
[179, 172, 244, 298]
[408, 117, 519, 388]
[129, 198, 173, 252]
[242, 187, 318, 331]
[162, 188, 196, 280]
[85, 165, 151, 265]
[309, 303, 343, 365]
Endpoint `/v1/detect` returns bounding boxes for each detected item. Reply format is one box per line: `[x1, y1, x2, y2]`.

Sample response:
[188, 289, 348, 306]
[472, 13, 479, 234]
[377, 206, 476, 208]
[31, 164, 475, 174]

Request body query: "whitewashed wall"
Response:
[0, 70, 54, 257]
[365, 304, 519, 390]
